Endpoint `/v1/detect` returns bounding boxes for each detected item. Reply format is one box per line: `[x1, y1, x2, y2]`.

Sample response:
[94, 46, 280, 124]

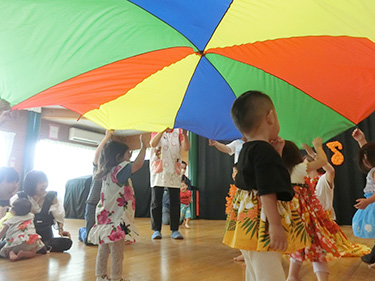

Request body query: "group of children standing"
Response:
[222, 90, 375, 281]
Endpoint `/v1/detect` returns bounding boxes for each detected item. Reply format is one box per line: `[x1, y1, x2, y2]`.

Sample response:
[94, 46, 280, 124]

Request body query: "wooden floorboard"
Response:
[0, 219, 374, 281]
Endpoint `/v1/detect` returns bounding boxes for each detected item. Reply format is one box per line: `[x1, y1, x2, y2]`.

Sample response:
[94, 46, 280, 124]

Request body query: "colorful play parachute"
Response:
[1, 0, 375, 145]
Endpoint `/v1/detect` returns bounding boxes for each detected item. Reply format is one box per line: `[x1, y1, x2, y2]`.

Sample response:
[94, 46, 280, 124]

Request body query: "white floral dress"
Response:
[0, 213, 44, 257]
[88, 161, 139, 245]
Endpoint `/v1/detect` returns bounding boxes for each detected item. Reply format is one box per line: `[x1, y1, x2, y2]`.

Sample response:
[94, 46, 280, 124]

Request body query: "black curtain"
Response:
[195, 137, 234, 220]
[132, 160, 151, 218]
[64, 175, 92, 219]
[329, 111, 375, 225]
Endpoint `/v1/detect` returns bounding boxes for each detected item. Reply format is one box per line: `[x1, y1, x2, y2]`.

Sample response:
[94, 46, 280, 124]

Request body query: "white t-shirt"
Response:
[226, 139, 244, 163]
[315, 174, 336, 220]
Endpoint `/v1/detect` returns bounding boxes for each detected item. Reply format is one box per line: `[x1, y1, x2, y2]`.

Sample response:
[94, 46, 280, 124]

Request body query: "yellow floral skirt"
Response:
[323, 210, 371, 257]
[222, 187, 310, 254]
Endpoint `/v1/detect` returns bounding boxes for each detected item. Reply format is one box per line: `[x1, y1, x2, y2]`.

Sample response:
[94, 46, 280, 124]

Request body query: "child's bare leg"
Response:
[286, 257, 302, 281]
[9, 248, 37, 261]
[185, 218, 190, 228]
[17, 248, 37, 259]
[96, 243, 110, 279]
[313, 262, 329, 281]
[315, 271, 329, 281]
[109, 239, 125, 281]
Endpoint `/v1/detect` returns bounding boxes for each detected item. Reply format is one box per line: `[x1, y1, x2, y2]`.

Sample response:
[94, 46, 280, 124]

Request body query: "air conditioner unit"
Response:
[68, 128, 104, 145]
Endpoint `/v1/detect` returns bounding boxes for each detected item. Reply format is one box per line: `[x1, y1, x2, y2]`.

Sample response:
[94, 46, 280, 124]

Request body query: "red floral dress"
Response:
[88, 161, 139, 245]
[290, 163, 340, 262]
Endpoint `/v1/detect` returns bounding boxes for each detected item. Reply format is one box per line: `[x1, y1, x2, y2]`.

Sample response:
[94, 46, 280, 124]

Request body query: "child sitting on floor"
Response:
[0, 198, 44, 261]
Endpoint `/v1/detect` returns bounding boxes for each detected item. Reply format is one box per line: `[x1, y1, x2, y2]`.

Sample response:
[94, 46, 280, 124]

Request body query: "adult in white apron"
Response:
[149, 128, 190, 239]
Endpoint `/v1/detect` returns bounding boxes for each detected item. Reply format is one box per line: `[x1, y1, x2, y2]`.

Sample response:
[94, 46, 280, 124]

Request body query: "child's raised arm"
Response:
[94, 130, 114, 165]
[306, 137, 328, 172]
[150, 129, 166, 148]
[352, 128, 367, 148]
[181, 129, 190, 151]
[322, 162, 335, 188]
[302, 143, 335, 188]
[132, 134, 147, 173]
[260, 193, 287, 252]
[301, 143, 316, 159]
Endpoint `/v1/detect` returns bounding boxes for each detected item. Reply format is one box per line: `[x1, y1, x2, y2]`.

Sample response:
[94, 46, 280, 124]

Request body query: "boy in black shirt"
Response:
[223, 91, 308, 281]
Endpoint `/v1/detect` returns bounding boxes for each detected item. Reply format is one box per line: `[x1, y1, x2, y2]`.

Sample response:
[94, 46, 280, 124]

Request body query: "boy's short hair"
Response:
[11, 198, 32, 216]
[231, 91, 274, 134]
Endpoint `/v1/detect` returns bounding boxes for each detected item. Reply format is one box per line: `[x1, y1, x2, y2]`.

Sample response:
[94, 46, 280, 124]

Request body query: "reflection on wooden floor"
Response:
[0, 218, 374, 281]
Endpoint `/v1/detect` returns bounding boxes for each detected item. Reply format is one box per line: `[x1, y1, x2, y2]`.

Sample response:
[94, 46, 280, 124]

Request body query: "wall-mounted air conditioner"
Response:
[68, 128, 104, 145]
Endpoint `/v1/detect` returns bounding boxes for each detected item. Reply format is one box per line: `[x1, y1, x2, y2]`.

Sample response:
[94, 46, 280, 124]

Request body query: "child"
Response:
[88, 135, 147, 281]
[79, 129, 114, 245]
[303, 143, 371, 257]
[282, 138, 340, 281]
[223, 91, 309, 281]
[180, 178, 192, 228]
[0, 198, 44, 261]
[351, 129, 375, 265]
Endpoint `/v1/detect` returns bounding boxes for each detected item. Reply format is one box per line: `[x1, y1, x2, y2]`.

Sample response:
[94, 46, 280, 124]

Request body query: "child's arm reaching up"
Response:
[94, 130, 114, 165]
[150, 129, 166, 148]
[132, 134, 147, 174]
[260, 193, 287, 252]
[306, 137, 328, 172]
[302, 143, 335, 188]
[352, 128, 367, 148]
[322, 162, 335, 188]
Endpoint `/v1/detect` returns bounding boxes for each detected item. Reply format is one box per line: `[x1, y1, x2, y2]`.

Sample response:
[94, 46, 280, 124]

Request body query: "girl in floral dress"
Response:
[88, 136, 147, 281]
[302, 143, 370, 258]
[282, 138, 340, 281]
[0, 198, 44, 261]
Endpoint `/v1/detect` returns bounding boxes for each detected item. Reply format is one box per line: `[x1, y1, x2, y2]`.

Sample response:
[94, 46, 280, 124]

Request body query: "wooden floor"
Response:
[0, 219, 375, 281]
